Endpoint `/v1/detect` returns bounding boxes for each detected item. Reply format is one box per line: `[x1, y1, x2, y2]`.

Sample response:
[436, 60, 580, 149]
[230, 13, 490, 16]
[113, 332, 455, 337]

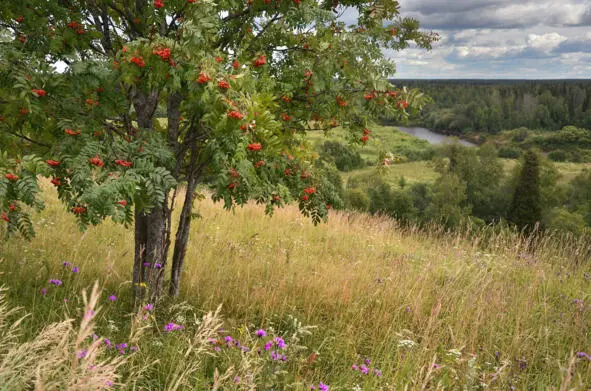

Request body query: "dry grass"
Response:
[1, 182, 591, 389]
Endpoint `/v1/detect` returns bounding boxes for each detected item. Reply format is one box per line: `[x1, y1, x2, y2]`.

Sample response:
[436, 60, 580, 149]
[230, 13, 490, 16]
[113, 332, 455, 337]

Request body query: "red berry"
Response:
[247, 143, 262, 151]
[253, 55, 266, 68]
[196, 72, 211, 84]
[89, 156, 104, 167]
[115, 159, 132, 167]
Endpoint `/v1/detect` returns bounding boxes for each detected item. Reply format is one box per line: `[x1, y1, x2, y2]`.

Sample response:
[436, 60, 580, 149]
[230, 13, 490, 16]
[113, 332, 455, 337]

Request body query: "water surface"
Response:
[396, 126, 476, 147]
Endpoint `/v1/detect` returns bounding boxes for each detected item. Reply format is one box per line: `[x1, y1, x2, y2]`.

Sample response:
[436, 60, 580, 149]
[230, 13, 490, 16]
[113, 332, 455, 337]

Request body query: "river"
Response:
[395, 126, 477, 147]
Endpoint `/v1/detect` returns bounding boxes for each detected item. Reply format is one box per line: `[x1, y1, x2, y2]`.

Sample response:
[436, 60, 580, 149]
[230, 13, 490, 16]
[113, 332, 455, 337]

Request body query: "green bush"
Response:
[320, 141, 364, 172]
[547, 150, 567, 162]
[511, 128, 530, 142]
[345, 188, 370, 211]
[498, 147, 522, 159]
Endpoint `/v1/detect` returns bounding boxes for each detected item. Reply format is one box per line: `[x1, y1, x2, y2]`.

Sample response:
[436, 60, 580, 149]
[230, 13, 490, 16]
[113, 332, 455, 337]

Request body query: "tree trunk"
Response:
[168, 129, 200, 297]
[168, 175, 198, 296]
[132, 205, 170, 303]
[131, 89, 168, 304]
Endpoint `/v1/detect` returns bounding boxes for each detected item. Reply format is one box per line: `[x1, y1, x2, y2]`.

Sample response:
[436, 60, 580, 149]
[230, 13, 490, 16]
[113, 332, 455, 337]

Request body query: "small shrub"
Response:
[548, 150, 568, 162]
[345, 188, 370, 211]
[498, 147, 522, 159]
[320, 141, 364, 172]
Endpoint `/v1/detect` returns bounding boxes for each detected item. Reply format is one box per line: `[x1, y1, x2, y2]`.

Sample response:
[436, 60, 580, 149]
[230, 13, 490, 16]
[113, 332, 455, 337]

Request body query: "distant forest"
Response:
[390, 79, 591, 133]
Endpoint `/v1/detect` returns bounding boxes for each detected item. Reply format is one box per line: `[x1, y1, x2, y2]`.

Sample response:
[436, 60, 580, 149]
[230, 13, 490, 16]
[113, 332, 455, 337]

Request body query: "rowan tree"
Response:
[0, 0, 436, 300]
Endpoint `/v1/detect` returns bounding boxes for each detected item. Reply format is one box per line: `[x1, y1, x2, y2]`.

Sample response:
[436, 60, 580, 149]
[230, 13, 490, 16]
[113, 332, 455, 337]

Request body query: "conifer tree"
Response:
[509, 149, 542, 230]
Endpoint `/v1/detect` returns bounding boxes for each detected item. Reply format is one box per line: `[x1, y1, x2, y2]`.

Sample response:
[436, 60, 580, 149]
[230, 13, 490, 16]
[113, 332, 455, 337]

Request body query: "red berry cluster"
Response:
[247, 143, 262, 151]
[253, 55, 266, 68]
[130, 56, 146, 67]
[153, 47, 171, 61]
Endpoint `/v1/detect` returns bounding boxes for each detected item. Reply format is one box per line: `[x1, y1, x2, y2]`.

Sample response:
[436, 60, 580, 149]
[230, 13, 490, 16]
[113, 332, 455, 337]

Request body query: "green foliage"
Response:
[433, 142, 505, 222]
[498, 146, 522, 159]
[319, 141, 364, 172]
[425, 173, 469, 227]
[543, 207, 588, 235]
[509, 150, 542, 230]
[345, 187, 370, 211]
[398, 80, 591, 134]
[0, 0, 436, 238]
[548, 150, 568, 162]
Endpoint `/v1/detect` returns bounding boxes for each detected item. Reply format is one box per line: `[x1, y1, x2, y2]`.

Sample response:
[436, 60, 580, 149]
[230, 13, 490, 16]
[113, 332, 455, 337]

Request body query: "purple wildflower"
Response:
[318, 382, 329, 391]
[72, 266, 79, 273]
[309, 386, 315, 390]
[144, 303, 153, 311]
[264, 341, 273, 351]
[256, 329, 266, 337]
[225, 336, 233, 344]
[215, 346, 221, 351]
[577, 352, 591, 360]
[154, 263, 162, 269]
[351, 364, 359, 371]
[40, 288, 47, 295]
[143, 262, 151, 267]
[104, 338, 111, 348]
[63, 261, 72, 268]
[374, 368, 382, 377]
[360, 365, 369, 375]
[108, 295, 117, 301]
[131, 346, 138, 351]
[275, 337, 286, 349]
[49, 279, 62, 286]
[164, 322, 183, 332]
[234, 376, 240, 384]
[365, 358, 371, 365]
[77, 350, 87, 359]
[433, 363, 441, 369]
[281, 355, 287, 362]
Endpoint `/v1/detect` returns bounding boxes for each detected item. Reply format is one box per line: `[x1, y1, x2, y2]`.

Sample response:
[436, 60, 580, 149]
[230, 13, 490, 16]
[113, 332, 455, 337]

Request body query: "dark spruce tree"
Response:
[509, 150, 542, 230]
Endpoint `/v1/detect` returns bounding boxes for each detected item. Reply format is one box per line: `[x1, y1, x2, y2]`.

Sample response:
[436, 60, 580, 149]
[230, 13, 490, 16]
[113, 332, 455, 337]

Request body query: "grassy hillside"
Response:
[1, 182, 590, 389]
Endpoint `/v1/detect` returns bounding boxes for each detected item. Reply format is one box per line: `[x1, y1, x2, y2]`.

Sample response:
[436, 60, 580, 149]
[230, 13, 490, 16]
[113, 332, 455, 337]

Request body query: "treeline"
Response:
[389, 79, 591, 134]
[321, 142, 591, 235]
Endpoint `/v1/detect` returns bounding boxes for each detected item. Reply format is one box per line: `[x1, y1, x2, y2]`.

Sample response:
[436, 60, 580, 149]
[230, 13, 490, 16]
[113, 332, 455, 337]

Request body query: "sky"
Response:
[347, 0, 591, 79]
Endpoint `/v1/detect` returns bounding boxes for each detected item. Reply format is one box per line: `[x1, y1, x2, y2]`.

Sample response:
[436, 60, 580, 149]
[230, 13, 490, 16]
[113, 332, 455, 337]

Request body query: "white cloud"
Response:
[527, 33, 568, 52]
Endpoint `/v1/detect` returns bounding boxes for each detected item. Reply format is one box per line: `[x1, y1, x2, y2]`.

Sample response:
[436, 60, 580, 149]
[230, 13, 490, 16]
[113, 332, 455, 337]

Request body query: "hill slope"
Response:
[1, 183, 590, 389]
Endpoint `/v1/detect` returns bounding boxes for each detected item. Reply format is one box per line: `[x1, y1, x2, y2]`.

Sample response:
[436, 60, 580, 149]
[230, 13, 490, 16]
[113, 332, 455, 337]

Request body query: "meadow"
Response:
[310, 125, 591, 188]
[1, 181, 590, 389]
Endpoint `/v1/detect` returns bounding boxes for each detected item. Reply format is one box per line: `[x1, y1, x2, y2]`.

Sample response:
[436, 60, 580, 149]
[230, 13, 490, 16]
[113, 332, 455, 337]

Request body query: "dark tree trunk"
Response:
[133, 205, 170, 302]
[131, 89, 169, 304]
[168, 126, 201, 297]
[168, 176, 197, 296]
